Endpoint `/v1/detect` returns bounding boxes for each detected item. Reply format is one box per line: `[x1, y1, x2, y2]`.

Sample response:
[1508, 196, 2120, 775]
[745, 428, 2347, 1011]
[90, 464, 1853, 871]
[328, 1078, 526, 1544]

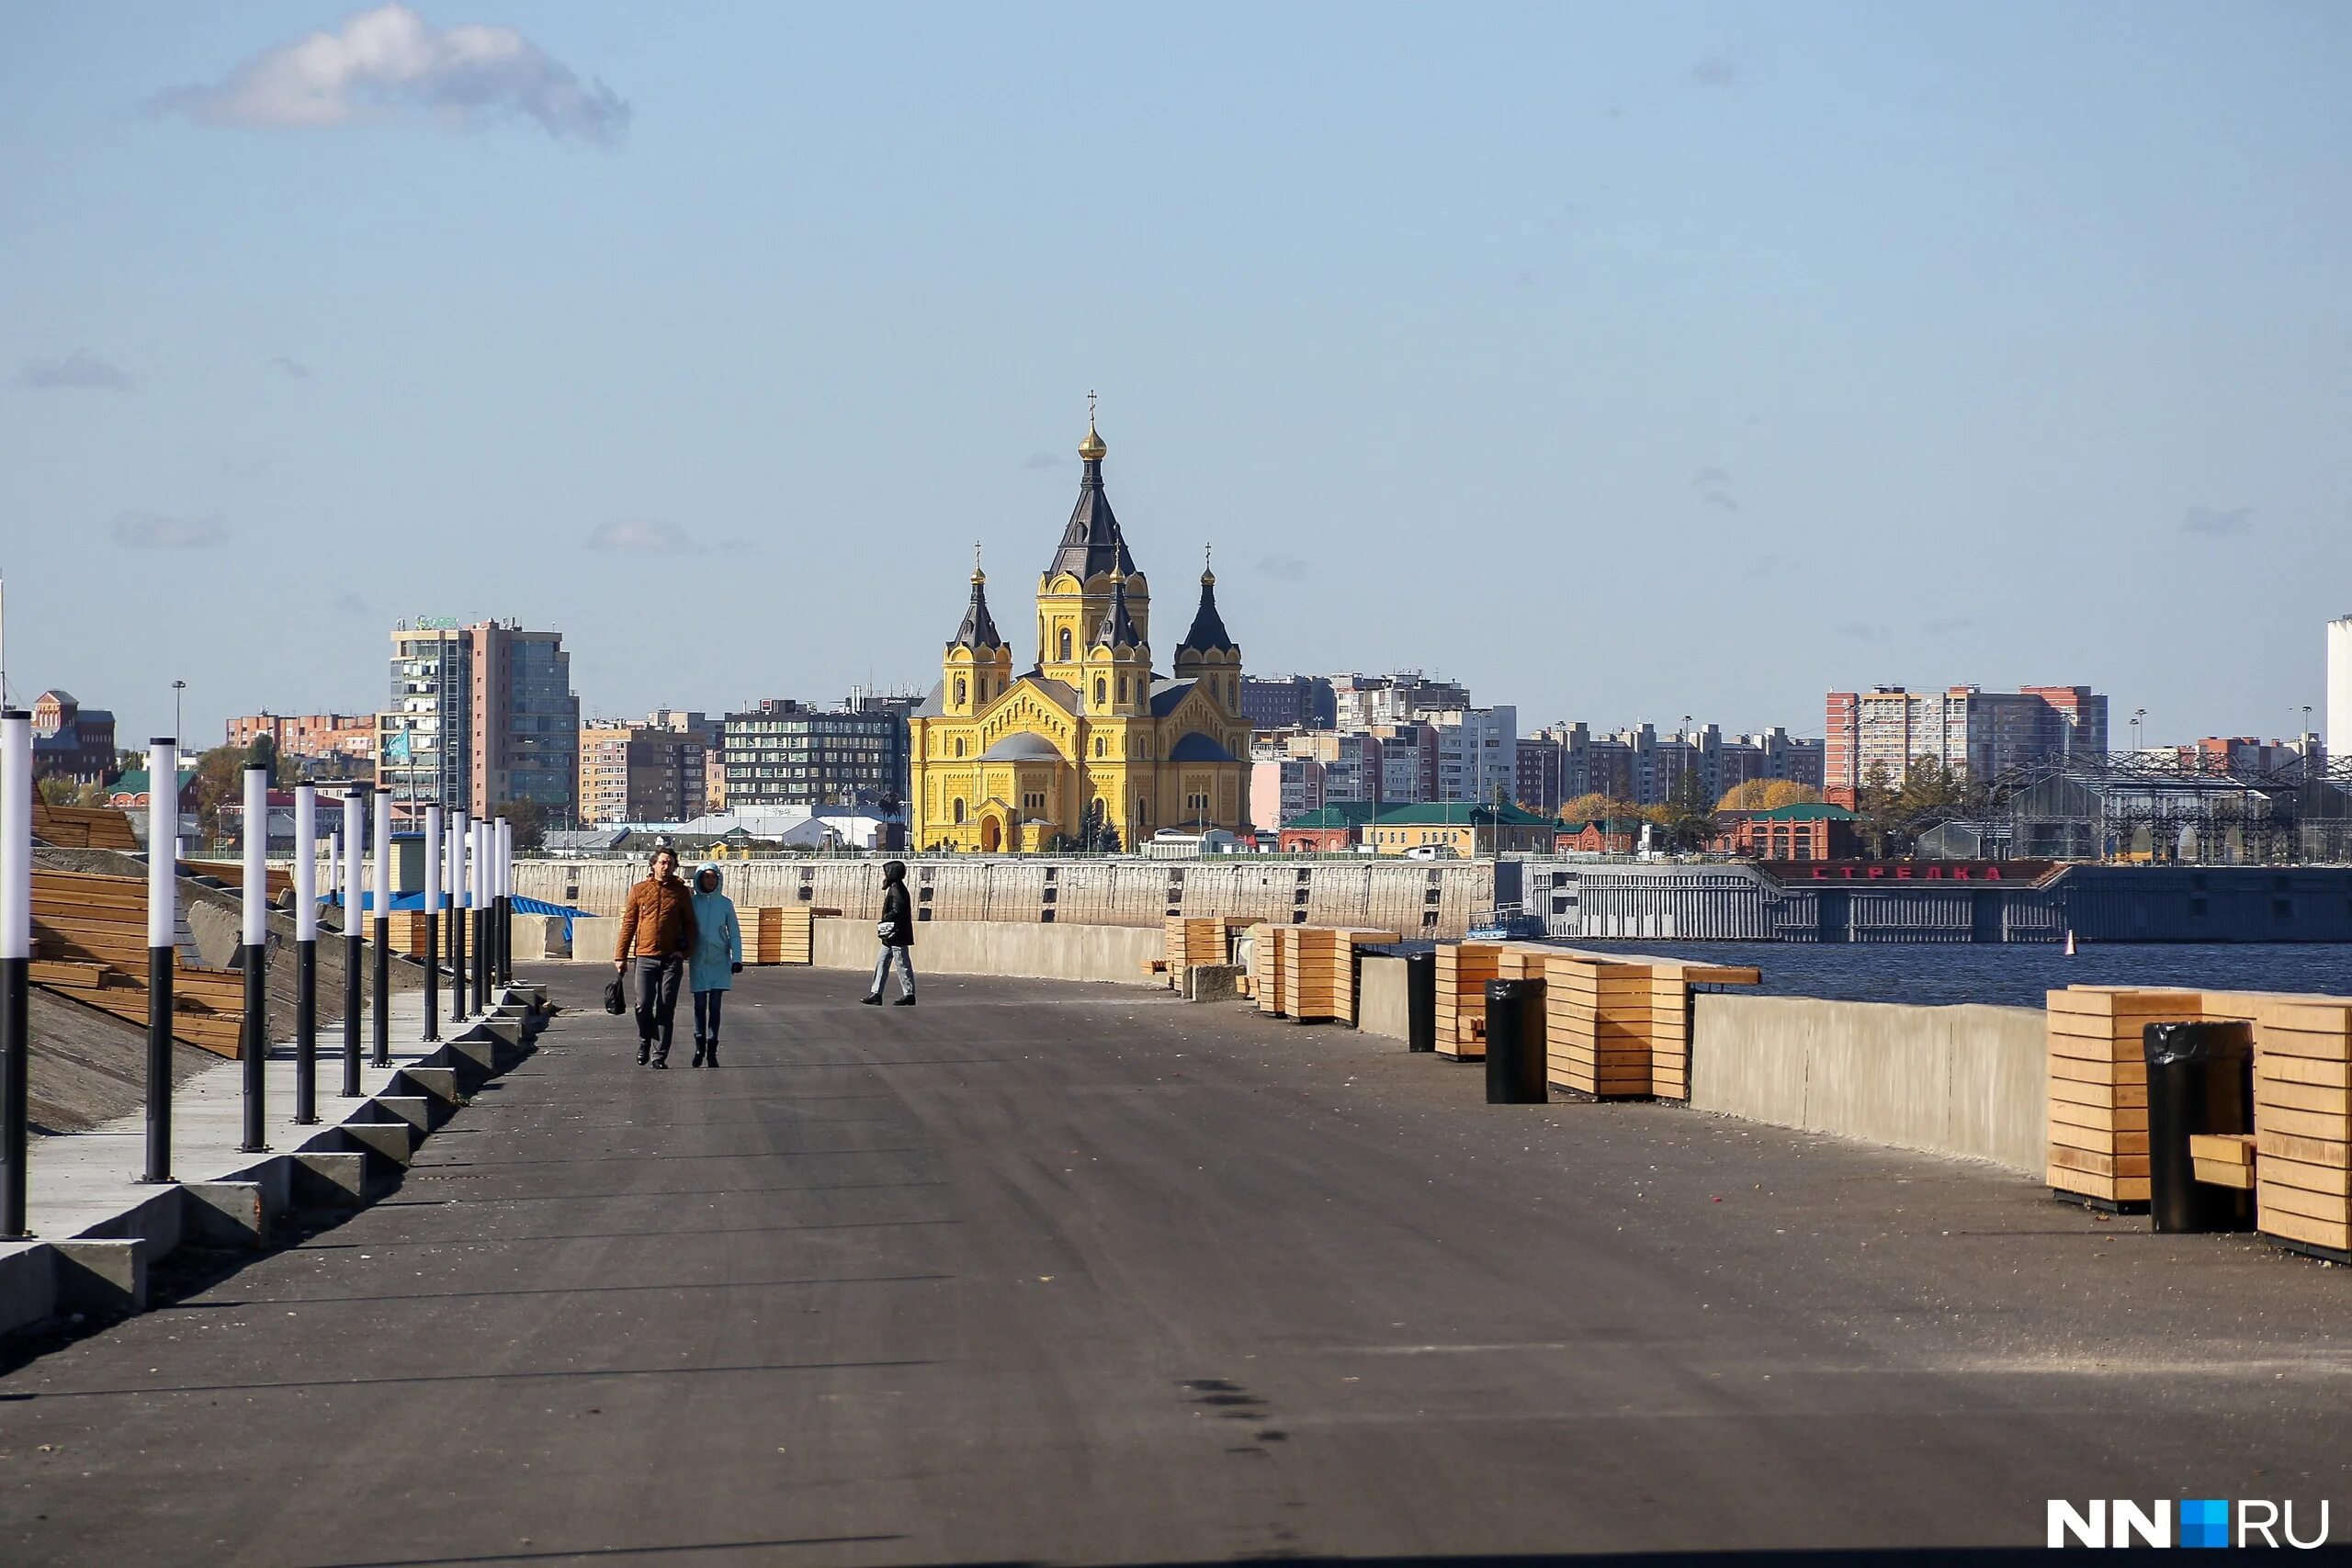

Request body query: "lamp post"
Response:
[142, 737, 178, 1181]
[370, 784, 391, 1068]
[2132, 708, 2147, 756]
[342, 786, 367, 1096]
[469, 818, 489, 1005]
[422, 804, 442, 1042]
[172, 681, 186, 743]
[292, 782, 319, 1125]
[1, 709, 32, 1237]
[497, 818, 514, 985]
[238, 764, 269, 1153]
[449, 811, 469, 1019]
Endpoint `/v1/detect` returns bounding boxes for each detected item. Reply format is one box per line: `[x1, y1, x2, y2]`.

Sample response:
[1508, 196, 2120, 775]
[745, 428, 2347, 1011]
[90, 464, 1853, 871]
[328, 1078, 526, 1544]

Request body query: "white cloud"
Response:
[585, 519, 702, 554]
[112, 512, 231, 549]
[155, 3, 629, 144]
[14, 350, 134, 391]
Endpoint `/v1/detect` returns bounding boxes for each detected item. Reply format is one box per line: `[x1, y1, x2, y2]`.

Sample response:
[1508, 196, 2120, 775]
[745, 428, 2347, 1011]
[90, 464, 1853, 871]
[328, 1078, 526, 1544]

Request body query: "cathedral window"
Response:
[1117, 675, 1128, 705]
[953, 798, 966, 824]
[955, 678, 967, 705]
[954, 738, 965, 758]
[1058, 628, 1072, 661]
[1094, 736, 1106, 758]
[1093, 677, 1107, 706]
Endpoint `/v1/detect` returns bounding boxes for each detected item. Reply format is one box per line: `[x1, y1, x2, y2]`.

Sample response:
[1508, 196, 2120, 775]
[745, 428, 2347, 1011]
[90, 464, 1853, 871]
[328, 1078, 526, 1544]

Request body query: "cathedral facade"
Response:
[908, 413, 1252, 852]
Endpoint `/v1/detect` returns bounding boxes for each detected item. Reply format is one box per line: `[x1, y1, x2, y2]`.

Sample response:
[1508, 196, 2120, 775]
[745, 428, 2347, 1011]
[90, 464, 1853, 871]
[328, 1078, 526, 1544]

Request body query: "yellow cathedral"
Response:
[909, 410, 1252, 852]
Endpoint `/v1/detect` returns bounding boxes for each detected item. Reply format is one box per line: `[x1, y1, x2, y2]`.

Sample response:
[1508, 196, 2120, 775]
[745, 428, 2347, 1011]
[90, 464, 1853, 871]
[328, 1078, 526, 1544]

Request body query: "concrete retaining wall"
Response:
[1691, 994, 2047, 1173]
[1359, 955, 1409, 1041]
[810, 917, 1161, 987]
[514, 856, 1491, 940]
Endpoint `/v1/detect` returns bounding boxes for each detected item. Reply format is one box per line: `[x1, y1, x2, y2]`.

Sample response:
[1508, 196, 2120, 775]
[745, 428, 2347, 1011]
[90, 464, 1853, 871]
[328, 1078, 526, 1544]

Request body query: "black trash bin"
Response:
[1404, 951, 1436, 1054]
[2143, 1020, 2256, 1235]
[1485, 978, 1546, 1104]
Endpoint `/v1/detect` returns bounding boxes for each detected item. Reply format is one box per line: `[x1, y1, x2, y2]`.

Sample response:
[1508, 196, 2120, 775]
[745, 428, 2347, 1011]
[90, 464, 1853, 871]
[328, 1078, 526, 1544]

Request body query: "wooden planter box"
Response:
[733, 905, 838, 964]
[1543, 954, 1655, 1098]
[2245, 997, 2352, 1259]
[1434, 942, 1504, 1058]
[2045, 987, 2203, 1209]
[1285, 927, 1400, 1024]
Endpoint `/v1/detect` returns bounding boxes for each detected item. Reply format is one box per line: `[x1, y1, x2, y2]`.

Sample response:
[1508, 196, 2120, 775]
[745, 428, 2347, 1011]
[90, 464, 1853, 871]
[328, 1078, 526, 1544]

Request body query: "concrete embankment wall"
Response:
[1690, 994, 2047, 1173]
[514, 857, 1489, 940]
[804, 917, 1161, 986]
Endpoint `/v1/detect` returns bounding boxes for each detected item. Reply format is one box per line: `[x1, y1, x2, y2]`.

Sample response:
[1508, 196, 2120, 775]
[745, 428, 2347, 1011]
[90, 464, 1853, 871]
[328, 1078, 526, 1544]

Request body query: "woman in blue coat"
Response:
[686, 863, 742, 1067]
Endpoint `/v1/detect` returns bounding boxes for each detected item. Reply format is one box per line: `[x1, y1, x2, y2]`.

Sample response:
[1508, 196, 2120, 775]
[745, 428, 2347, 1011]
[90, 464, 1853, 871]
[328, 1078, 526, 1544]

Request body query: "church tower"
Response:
[942, 551, 1011, 717]
[1172, 548, 1242, 717]
[1037, 399, 1149, 689]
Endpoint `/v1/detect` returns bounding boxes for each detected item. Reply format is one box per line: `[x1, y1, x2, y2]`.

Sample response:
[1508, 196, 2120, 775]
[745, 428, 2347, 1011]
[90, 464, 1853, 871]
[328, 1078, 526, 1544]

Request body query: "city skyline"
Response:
[4, 4, 2348, 745]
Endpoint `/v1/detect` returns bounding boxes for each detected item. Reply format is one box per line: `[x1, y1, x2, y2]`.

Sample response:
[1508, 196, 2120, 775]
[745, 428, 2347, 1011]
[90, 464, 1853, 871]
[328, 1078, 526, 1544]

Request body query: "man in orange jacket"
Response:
[615, 846, 698, 1067]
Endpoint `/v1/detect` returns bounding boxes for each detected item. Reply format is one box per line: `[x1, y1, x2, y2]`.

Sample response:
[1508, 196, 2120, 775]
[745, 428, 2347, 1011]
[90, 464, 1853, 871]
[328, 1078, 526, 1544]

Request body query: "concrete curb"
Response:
[0, 985, 549, 1345]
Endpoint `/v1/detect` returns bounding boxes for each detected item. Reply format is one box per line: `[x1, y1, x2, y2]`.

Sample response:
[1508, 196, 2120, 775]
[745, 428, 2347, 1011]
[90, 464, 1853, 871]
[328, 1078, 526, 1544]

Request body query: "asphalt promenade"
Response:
[1, 963, 2347, 1565]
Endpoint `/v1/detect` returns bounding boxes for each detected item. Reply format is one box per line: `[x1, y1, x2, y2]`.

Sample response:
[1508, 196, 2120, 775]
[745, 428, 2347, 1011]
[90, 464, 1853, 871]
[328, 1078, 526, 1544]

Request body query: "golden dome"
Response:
[1078, 416, 1106, 463]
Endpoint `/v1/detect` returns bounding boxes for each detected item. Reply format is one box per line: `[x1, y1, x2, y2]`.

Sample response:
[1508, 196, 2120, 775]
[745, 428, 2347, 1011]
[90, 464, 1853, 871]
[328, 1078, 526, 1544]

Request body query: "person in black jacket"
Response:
[861, 859, 917, 1006]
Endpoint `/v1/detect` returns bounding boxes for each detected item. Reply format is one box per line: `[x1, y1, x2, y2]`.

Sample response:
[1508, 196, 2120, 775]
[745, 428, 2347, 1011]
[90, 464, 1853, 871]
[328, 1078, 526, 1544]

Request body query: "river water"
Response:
[1568, 941, 2352, 1009]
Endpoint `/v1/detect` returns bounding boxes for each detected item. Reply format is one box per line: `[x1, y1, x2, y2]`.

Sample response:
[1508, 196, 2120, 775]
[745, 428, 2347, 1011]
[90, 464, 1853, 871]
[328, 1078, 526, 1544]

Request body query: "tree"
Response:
[37, 775, 77, 807]
[1653, 767, 1718, 852]
[493, 798, 548, 851]
[1717, 779, 1826, 812]
[1854, 760, 1901, 858]
[190, 744, 247, 848]
[1851, 756, 1980, 858]
[1561, 792, 1638, 826]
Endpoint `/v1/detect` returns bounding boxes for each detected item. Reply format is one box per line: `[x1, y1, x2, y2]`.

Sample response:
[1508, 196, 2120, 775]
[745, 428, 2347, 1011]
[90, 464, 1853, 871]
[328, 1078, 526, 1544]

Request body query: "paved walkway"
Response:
[0, 964, 2346, 1564]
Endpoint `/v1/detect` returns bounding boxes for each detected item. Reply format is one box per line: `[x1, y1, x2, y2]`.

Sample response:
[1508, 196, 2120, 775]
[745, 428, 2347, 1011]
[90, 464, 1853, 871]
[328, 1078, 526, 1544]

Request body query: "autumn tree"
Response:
[190, 744, 247, 848]
[1561, 792, 1640, 826]
[1717, 779, 1825, 812]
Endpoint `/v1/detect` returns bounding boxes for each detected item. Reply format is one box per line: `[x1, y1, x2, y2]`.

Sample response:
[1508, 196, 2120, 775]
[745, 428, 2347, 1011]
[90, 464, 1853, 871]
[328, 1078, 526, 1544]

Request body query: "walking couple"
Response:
[615, 847, 741, 1067]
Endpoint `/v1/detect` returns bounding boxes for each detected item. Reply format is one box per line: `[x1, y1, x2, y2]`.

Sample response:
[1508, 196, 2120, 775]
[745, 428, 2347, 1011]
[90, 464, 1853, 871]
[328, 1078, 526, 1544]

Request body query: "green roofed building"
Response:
[1277, 801, 1379, 852]
[1367, 801, 1555, 857]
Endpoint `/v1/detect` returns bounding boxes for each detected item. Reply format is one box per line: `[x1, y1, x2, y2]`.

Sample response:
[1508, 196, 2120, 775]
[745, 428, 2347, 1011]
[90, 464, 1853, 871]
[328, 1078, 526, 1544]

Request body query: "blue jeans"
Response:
[869, 946, 915, 999]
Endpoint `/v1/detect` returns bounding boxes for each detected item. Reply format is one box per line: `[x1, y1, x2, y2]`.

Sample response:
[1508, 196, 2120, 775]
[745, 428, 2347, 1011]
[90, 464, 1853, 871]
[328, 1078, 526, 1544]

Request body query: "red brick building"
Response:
[30, 690, 116, 783]
[226, 712, 377, 765]
[1713, 802, 1863, 862]
[1277, 803, 1374, 852]
[1554, 817, 1643, 854]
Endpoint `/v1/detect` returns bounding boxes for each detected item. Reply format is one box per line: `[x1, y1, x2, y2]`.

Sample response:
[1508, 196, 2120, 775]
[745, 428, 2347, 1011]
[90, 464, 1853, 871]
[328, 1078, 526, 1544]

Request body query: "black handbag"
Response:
[603, 974, 628, 1015]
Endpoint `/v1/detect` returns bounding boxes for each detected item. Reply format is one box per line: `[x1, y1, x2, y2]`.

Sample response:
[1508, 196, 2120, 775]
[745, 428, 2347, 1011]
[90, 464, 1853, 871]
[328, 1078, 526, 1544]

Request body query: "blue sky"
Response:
[3, 2, 2346, 748]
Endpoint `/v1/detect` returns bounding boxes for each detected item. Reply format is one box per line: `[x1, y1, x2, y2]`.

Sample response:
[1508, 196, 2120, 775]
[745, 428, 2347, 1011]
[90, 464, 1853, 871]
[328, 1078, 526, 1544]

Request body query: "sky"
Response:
[2, 2, 2347, 750]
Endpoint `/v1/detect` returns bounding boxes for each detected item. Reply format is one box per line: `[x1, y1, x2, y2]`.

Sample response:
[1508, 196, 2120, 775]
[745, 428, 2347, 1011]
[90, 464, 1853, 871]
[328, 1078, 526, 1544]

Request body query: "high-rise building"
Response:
[379, 620, 580, 823]
[2330, 616, 2352, 760]
[1248, 750, 1326, 829]
[1334, 672, 1471, 729]
[1524, 721, 1824, 808]
[578, 724, 708, 825]
[1824, 684, 2107, 802]
[724, 698, 911, 812]
[1371, 722, 1437, 804]
[1240, 675, 1337, 732]
[1432, 705, 1517, 804]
